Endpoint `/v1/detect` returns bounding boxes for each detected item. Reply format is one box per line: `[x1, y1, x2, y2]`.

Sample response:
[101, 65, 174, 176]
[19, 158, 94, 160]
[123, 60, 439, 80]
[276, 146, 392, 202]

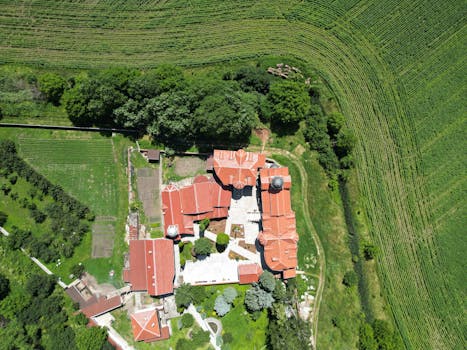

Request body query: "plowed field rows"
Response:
[0, 1, 464, 349]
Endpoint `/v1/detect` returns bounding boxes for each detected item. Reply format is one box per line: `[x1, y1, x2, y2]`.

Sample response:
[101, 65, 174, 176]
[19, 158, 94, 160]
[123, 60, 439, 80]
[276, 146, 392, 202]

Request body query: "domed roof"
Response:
[271, 176, 284, 189]
[166, 225, 179, 238]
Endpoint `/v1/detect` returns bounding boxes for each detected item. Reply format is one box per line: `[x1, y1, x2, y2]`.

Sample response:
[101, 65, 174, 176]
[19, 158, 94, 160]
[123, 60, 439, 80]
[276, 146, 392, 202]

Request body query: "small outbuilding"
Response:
[238, 263, 263, 284]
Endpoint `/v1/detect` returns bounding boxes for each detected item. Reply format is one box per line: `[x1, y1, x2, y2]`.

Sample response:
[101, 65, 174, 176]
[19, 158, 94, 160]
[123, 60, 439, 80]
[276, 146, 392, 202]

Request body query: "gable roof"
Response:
[213, 149, 265, 189]
[80, 295, 122, 318]
[259, 167, 298, 275]
[238, 263, 263, 284]
[161, 175, 231, 237]
[126, 239, 175, 296]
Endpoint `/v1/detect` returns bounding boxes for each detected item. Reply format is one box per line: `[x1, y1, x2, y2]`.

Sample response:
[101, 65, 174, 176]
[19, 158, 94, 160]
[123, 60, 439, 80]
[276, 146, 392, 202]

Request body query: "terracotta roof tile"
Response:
[127, 239, 175, 296]
[131, 308, 169, 342]
[238, 263, 263, 284]
[213, 149, 265, 189]
[81, 295, 122, 318]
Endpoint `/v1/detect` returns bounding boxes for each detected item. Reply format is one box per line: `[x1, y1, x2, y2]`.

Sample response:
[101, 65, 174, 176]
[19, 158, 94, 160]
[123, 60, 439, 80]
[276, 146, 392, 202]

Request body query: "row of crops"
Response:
[16, 137, 120, 217]
[0, 1, 464, 349]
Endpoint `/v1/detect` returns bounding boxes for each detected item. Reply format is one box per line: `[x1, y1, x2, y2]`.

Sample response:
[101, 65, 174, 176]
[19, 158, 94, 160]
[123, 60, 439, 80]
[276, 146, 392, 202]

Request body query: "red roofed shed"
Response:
[131, 308, 170, 343]
[213, 149, 265, 189]
[81, 295, 122, 318]
[238, 263, 263, 284]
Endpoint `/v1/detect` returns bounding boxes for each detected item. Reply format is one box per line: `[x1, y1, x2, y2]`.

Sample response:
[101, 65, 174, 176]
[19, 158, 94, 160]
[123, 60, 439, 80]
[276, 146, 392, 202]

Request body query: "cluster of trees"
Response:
[175, 328, 210, 350]
[244, 271, 280, 315]
[38, 66, 263, 147]
[358, 320, 403, 350]
[265, 278, 312, 350]
[305, 108, 356, 182]
[0, 140, 93, 262]
[214, 287, 238, 316]
[0, 273, 110, 350]
[175, 283, 214, 311]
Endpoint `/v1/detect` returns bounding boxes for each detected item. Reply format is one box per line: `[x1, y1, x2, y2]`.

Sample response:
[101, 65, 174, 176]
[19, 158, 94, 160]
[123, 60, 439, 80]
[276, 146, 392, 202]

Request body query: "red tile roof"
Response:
[81, 295, 122, 318]
[213, 149, 265, 189]
[131, 308, 170, 343]
[238, 263, 263, 284]
[162, 175, 231, 237]
[127, 239, 175, 296]
[259, 167, 298, 276]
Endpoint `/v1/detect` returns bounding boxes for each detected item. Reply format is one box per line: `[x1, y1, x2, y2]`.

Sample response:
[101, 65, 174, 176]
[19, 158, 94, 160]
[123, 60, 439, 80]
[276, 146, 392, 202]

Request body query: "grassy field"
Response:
[0, 128, 130, 285]
[0, 1, 465, 348]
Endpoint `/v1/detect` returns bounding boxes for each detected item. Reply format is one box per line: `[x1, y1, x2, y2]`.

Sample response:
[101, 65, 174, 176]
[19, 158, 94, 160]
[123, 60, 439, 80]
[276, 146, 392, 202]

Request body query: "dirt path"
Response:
[250, 146, 325, 347]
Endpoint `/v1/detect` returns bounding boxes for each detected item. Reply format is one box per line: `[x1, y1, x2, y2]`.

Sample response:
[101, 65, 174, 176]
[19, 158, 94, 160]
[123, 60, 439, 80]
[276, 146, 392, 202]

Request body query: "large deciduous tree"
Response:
[38, 73, 67, 105]
[266, 80, 311, 126]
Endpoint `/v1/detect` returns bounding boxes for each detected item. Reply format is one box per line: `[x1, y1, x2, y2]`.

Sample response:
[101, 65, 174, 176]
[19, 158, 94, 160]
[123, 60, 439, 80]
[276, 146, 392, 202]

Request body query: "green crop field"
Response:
[0, 1, 465, 349]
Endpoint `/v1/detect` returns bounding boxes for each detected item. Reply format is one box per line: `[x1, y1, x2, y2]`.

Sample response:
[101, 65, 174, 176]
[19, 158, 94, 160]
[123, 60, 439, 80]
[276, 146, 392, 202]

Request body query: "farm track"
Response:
[0, 1, 464, 349]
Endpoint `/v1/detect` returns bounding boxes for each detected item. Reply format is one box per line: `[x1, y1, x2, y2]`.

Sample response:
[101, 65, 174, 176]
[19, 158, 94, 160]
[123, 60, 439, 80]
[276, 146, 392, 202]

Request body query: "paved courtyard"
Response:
[226, 186, 261, 245]
[181, 252, 239, 285]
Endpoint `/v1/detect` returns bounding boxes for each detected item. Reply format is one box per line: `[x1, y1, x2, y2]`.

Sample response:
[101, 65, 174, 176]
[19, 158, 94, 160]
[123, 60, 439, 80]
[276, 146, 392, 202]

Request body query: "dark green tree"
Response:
[259, 271, 276, 293]
[75, 326, 107, 350]
[38, 73, 67, 105]
[193, 237, 213, 257]
[0, 211, 7, 226]
[343, 271, 358, 287]
[363, 242, 378, 260]
[335, 128, 357, 158]
[327, 112, 345, 137]
[70, 264, 85, 278]
[26, 274, 56, 298]
[193, 88, 257, 144]
[175, 283, 193, 309]
[358, 322, 378, 350]
[0, 274, 10, 301]
[180, 313, 194, 328]
[266, 80, 311, 126]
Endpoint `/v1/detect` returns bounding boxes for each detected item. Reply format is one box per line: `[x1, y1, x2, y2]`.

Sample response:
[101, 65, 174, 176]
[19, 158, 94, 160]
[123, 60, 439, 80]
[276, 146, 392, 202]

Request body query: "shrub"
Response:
[343, 271, 358, 287]
[193, 237, 212, 257]
[214, 295, 231, 316]
[0, 211, 7, 226]
[70, 264, 85, 278]
[259, 271, 276, 292]
[222, 287, 238, 304]
[192, 329, 210, 347]
[0, 274, 10, 301]
[362, 242, 378, 260]
[180, 313, 194, 328]
[223, 332, 233, 344]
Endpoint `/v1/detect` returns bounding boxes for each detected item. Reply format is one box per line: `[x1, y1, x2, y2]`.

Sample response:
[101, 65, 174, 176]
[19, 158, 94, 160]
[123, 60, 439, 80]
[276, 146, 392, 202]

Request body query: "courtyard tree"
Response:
[198, 218, 210, 232]
[216, 232, 230, 252]
[193, 237, 213, 257]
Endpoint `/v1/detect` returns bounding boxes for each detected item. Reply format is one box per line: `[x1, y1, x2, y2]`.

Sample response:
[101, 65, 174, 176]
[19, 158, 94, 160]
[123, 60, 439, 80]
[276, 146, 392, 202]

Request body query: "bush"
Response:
[180, 313, 194, 328]
[192, 329, 210, 347]
[362, 242, 378, 260]
[70, 264, 85, 278]
[222, 287, 238, 304]
[198, 218, 210, 232]
[214, 295, 231, 316]
[343, 271, 358, 287]
[0, 211, 7, 226]
[223, 332, 233, 344]
[259, 271, 276, 292]
[0, 274, 10, 301]
[193, 237, 213, 257]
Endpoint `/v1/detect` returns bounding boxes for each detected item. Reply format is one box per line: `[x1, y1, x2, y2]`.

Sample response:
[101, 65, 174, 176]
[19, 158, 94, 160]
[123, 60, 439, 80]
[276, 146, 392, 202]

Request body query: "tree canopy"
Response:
[38, 73, 67, 105]
[266, 80, 311, 126]
[193, 237, 213, 257]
